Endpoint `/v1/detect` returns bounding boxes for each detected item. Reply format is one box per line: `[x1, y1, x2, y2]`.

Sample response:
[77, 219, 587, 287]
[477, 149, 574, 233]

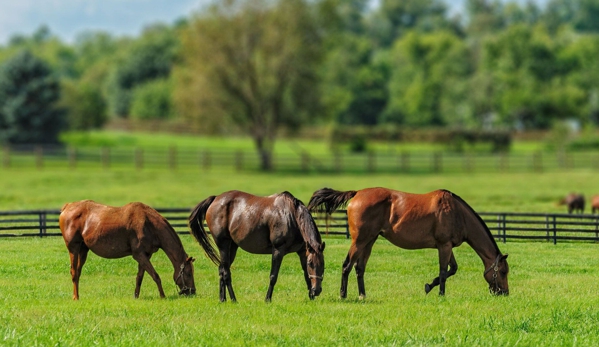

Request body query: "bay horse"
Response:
[308, 187, 509, 299]
[188, 190, 325, 302]
[59, 200, 196, 300]
[559, 193, 585, 214]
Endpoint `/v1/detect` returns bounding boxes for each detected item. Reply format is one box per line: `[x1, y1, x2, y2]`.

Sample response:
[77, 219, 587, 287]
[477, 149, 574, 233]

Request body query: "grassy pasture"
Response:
[2, 167, 599, 345]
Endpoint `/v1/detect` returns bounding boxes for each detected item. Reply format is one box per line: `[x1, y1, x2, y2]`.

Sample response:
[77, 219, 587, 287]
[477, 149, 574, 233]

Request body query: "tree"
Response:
[0, 50, 65, 144]
[61, 79, 107, 130]
[176, 0, 324, 170]
[109, 24, 178, 117]
[383, 31, 470, 127]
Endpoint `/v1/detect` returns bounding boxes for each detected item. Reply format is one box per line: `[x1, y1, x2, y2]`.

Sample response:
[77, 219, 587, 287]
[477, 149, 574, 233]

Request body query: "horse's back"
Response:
[348, 188, 464, 249]
[60, 200, 164, 258]
[206, 190, 299, 254]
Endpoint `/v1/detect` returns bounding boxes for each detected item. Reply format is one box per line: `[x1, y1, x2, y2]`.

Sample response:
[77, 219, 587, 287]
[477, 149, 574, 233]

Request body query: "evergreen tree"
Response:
[0, 50, 65, 144]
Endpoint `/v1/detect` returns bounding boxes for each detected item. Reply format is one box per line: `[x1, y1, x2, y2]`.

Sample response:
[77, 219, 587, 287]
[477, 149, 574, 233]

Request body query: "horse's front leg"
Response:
[265, 248, 284, 302]
[425, 251, 458, 294]
[297, 250, 311, 292]
[434, 244, 453, 296]
[132, 252, 165, 298]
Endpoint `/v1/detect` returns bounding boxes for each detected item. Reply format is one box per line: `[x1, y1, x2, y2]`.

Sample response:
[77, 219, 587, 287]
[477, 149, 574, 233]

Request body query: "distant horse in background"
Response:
[189, 190, 325, 302]
[308, 187, 509, 299]
[59, 200, 196, 300]
[592, 195, 599, 214]
[559, 193, 585, 214]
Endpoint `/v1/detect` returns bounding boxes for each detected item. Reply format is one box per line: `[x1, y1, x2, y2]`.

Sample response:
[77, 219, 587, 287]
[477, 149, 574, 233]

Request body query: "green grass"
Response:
[3, 167, 599, 345]
[1, 236, 599, 346]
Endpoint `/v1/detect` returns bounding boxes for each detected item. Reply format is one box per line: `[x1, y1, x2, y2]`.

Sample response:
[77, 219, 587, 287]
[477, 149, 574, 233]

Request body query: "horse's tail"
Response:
[307, 187, 358, 214]
[188, 196, 221, 266]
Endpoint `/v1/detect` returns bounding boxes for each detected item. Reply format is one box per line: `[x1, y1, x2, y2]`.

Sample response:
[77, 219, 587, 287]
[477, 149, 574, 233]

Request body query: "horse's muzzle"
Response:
[310, 287, 322, 299]
[491, 288, 509, 296]
[179, 287, 196, 296]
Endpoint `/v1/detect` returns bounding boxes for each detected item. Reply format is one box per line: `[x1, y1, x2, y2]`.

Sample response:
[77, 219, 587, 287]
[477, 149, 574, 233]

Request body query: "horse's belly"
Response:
[382, 229, 437, 249]
[82, 230, 133, 258]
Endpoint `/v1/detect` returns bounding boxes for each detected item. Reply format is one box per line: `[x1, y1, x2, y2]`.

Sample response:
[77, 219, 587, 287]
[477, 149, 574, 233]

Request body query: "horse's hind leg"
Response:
[135, 262, 145, 298]
[67, 241, 88, 300]
[132, 252, 165, 298]
[265, 248, 285, 302]
[355, 238, 377, 300]
[425, 251, 457, 294]
[340, 245, 358, 299]
[217, 238, 237, 302]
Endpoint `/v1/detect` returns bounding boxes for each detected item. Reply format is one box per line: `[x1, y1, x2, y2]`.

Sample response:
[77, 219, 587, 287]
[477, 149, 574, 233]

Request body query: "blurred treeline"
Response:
[1, 0, 599, 134]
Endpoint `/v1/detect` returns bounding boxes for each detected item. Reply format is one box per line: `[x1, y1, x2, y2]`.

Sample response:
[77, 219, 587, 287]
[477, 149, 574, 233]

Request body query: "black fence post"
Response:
[502, 214, 507, 243]
[553, 215, 557, 245]
[39, 211, 46, 237]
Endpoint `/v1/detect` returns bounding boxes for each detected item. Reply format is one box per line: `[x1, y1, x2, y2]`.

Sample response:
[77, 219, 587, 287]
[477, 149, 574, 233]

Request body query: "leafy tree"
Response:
[369, 0, 457, 47]
[320, 35, 388, 126]
[61, 79, 107, 130]
[109, 24, 178, 117]
[130, 79, 173, 120]
[481, 25, 584, 129]
[0, 50, 65, 144]
[176, 0, 324, 170]
[383, 31, 470, 127]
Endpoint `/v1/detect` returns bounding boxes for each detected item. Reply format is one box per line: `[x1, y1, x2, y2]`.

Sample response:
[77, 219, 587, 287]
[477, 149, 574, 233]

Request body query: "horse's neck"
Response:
[465, 215, 500, 268]
[160, 231, 187, 268]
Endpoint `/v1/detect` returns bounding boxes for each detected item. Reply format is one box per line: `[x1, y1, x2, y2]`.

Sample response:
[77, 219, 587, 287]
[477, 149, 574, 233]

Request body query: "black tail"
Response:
[189, 196, 221, 266]
[307, 187, 358, 214]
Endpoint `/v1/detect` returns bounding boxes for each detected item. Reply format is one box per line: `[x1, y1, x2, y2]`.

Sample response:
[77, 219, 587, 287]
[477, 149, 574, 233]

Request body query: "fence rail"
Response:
[2, 144, 599, 174]
[2, 208, 599, 243]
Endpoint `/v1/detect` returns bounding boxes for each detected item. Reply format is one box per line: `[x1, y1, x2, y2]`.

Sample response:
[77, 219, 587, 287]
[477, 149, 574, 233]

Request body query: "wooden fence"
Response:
[2, 208, 599, 244]
[2, 144, 599, 173]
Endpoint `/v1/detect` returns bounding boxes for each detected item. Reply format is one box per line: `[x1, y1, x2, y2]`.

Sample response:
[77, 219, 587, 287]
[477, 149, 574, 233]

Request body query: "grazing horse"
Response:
[188, 190, 325, 302]
[59, 200, 196, 300]
[559, 193, 585, 214]
[592, 195, 599, 214]
[308, 187, 509, 299]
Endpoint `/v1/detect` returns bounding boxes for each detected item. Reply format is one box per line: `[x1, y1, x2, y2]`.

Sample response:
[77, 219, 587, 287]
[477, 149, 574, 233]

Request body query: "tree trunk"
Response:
[254, 135, 274, 171]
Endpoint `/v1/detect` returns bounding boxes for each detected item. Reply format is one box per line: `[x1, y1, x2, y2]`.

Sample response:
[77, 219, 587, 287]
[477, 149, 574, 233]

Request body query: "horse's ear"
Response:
[188, 256, 196, 263]
[319, 242, 326, 252]
[501, 254, 508, 260]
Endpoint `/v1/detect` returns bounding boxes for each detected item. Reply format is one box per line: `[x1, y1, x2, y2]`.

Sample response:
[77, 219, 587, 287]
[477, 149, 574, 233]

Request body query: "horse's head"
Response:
[175, 256, 196, 296]
[484, 254, 509, 296]
[306, 242, 326, 299]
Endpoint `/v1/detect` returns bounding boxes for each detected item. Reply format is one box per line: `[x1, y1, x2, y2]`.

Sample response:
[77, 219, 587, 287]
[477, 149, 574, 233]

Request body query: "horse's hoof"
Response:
[309, 294, 315, 300]
[425, 284, 431, 294]
[358, 294, 366, 300]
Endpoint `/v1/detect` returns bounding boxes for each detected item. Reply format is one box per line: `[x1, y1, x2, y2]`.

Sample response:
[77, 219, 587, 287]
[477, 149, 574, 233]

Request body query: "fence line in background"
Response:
[2, 208, 599, 243]
[2, 145, 599, 173]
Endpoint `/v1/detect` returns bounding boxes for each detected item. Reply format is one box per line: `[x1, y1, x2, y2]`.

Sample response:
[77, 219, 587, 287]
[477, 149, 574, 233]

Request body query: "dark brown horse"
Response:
[59, 200, 196, 300]
[559, 193, 585, 214]
[308, 187, 509, 299]
[188, 190, 325, 302]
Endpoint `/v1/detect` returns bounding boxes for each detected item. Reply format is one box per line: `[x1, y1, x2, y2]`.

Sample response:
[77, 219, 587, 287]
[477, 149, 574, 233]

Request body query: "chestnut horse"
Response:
[592, 195, 599, 214]
[59, 200, 196, 300]
[308, 187, 509, 299]
[188, 190, 325, 302]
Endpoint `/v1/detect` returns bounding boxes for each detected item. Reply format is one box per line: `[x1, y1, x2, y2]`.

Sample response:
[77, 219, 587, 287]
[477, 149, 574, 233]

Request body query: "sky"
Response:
[0, 0, 210, 45]
[0, 0, 549, 46]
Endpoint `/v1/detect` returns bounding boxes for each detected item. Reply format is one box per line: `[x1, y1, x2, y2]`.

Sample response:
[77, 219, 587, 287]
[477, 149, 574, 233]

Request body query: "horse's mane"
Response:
[280, 191, 323, 253]
[442, 189, 500, 254]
